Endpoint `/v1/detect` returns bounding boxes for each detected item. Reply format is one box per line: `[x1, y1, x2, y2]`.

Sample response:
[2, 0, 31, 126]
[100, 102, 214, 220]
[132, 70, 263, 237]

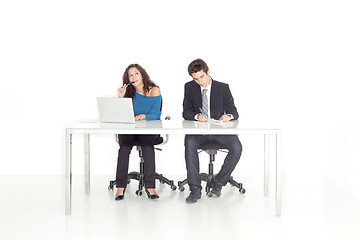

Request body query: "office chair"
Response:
[108, 116, 177, 196]
[177, 142, 246, 197]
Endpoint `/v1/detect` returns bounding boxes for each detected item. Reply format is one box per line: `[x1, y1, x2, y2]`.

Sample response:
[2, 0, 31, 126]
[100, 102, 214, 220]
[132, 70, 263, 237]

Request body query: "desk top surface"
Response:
[66, 120, 280, 134]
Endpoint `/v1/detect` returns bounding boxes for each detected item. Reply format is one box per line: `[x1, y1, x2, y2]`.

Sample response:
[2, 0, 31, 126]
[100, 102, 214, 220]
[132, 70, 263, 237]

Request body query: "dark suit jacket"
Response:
[182, 80, 239, 120]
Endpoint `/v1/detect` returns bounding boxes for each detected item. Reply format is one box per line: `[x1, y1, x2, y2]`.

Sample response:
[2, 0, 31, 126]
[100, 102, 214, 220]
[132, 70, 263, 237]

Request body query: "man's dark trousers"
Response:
[184, 134, 242, 191]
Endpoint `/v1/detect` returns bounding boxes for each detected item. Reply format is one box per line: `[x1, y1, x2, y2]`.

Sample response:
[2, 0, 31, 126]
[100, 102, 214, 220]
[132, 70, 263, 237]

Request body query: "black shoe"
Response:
[145, 189, 159, 199]
[210, 182, 222, 197]
[186, 188, 202, 203]
[115, 188, 126, 201]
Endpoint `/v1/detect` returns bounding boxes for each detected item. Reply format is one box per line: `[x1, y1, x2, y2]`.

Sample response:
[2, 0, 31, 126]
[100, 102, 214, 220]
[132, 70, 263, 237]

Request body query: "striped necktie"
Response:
[202, 89, 209, 117]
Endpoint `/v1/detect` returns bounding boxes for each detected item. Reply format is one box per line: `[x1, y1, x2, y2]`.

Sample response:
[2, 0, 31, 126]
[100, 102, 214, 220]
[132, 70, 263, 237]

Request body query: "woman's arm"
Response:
[117, 84, 128, 98]
[144, 87, 161, 120]
[144, 97, 161, 120]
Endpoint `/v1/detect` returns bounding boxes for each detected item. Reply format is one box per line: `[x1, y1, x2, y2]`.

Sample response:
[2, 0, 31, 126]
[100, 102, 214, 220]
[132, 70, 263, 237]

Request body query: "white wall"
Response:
[1, 0, 359, 200]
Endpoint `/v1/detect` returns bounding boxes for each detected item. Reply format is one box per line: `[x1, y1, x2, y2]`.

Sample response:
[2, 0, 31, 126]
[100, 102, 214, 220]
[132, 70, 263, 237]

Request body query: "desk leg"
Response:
[85, 134, 90, 195]
[275, 132, 282, 216]
[65, 130, 72, 215]
[264, 135, 269, 196]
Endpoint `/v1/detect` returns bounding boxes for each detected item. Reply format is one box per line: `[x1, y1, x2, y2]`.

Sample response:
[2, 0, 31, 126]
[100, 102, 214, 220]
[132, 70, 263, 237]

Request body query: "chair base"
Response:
[109, 143, 177, 195]
[108, 172, 177, 196]
[177, 173, 246, 195]
[178, 145, 246, 196]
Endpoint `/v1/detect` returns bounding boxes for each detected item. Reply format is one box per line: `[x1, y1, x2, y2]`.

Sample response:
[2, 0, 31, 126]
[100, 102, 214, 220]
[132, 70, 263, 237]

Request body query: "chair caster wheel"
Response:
[179, 186, 185, 192]
[240, 188, 246, 194]
[136, 190, 142, 196]
[207, 192, 213, 197]
[171, 185, 177, 191]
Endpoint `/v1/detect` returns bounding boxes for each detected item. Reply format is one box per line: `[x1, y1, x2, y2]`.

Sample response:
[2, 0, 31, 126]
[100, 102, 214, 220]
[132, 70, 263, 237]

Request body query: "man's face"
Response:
[191, 70, 211, 88]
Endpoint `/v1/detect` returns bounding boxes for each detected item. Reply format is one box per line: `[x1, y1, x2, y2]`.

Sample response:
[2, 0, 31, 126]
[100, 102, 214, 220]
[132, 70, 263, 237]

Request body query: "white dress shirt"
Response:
[195, 78, 233, 121]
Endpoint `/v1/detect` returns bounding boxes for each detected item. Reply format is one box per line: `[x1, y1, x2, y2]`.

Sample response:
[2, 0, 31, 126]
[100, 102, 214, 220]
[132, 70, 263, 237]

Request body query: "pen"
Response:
[199, 108, 206, 118]
[125, 81, 134, 87]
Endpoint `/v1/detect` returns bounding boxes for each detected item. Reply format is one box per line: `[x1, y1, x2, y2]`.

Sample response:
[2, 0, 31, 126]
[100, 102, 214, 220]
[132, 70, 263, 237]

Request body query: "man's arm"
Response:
[223, 84, 239, 120]
[182, 83, 198, 120]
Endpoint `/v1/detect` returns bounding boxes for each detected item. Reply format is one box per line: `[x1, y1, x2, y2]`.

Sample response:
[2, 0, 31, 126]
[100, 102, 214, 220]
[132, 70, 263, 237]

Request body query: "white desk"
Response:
[65, 120, 282, 216]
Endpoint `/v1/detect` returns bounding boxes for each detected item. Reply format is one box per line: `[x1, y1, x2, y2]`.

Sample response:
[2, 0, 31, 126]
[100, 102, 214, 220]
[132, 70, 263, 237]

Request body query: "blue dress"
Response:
[132, 92, 161, 120]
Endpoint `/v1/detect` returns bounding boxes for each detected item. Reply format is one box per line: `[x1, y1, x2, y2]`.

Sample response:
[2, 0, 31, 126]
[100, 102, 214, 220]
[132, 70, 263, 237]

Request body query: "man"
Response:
[183, 58, 242, 203]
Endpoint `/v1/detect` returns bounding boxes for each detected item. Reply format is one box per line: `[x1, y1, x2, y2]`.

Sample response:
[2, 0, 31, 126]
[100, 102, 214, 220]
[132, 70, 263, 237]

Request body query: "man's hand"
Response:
[219, 114, 231, 122]
[197, 113, 208, 122]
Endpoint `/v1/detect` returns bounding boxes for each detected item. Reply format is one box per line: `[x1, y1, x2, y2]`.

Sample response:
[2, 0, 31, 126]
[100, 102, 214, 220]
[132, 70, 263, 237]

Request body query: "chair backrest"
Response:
[154, 95, 163, 145]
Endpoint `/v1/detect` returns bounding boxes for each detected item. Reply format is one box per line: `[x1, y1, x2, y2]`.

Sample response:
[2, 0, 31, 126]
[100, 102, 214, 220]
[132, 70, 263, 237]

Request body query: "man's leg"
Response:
[210, 135, 242, 196]
[184, 135, 207, 202]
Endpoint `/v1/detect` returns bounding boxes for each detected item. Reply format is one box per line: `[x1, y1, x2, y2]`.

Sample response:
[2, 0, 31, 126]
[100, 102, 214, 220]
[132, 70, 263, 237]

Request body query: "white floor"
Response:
[0, 175, 360, 240]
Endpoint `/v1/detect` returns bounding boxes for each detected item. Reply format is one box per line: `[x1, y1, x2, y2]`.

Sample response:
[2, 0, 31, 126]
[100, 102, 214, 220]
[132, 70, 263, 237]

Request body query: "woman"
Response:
[115, 63, 161, 200]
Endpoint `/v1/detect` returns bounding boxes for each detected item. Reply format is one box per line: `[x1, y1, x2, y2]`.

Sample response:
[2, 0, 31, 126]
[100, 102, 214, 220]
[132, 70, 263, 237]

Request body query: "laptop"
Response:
[97, 97, 135, 123]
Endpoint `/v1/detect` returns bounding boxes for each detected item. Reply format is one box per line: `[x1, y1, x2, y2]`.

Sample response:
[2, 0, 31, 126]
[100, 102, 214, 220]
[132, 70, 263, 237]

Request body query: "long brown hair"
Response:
[122, 64, 157, 98]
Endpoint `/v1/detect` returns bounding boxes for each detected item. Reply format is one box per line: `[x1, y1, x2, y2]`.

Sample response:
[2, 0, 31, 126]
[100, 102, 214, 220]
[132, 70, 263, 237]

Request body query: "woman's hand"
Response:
[134, 114, 146, 121]
[118, 85, 128, 98]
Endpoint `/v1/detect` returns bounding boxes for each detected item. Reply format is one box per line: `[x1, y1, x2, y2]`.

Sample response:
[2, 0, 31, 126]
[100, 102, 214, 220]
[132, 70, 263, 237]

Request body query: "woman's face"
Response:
[128, 67, 143, 87]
